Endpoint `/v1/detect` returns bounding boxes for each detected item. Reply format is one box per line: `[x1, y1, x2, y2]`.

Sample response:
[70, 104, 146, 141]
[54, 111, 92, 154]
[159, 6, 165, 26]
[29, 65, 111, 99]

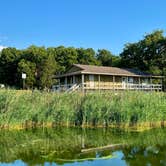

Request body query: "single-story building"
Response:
[54, 64, 163, 92]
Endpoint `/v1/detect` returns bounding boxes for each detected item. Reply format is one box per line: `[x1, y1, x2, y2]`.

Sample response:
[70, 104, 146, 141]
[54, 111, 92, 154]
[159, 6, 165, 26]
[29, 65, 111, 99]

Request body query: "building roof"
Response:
[55, 64, 163, 78]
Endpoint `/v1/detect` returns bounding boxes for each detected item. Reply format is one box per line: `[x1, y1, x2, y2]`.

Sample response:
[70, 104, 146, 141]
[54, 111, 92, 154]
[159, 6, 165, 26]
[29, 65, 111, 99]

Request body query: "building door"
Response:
[89, 75, 95, 88]
[122, 77, 127, 89]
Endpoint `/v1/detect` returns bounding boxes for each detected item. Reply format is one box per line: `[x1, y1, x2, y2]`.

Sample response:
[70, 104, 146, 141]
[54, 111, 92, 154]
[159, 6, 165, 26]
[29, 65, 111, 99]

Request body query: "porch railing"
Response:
[52, 84, 82, 92]
[83, 82, 162, 90]
[52, 83, 162, 92]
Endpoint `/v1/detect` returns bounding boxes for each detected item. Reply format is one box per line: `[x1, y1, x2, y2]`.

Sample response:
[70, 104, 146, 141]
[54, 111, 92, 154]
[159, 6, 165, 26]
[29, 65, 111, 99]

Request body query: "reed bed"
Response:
[0, 89, 166, 130]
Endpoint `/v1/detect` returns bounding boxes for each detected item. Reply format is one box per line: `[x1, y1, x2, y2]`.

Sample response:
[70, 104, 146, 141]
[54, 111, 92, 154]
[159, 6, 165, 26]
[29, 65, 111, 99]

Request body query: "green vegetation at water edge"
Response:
[0, 90, 166, 129]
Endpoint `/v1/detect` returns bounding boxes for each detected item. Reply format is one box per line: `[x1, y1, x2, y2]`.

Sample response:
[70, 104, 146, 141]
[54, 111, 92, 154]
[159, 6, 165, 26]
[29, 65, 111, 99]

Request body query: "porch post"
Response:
[139, 77, 141, 91]
[57, 78, 61, 91]
[65, 76, 67, 89]
[113, 75, 115, 91]
[73, 75, 76, 84]
[81, 74, 85, 93]
[150, 77, 152, 91]
[161, 77, 163, 91]
[58, 78, 61, 87]
[98, 75, 100, 91]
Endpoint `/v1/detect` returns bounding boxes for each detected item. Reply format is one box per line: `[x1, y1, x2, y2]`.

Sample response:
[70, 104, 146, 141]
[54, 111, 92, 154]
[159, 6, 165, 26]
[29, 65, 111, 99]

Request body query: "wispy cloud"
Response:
[0, 45, 6, 51]
[0, 35, 8, 51]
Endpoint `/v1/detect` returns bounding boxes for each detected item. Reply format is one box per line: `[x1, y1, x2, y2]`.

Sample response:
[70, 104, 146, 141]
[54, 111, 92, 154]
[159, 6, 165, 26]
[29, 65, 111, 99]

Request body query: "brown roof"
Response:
[55, 64, 163, 78]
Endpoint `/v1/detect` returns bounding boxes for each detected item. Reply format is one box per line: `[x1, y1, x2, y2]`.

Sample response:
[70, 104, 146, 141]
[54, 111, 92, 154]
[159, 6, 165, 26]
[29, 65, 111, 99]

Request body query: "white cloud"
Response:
[0, 45, 6, 52]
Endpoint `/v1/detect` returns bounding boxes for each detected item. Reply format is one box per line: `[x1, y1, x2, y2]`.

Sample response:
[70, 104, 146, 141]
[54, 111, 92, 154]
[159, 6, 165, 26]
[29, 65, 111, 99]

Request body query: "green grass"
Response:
[0, 89, 166, 129]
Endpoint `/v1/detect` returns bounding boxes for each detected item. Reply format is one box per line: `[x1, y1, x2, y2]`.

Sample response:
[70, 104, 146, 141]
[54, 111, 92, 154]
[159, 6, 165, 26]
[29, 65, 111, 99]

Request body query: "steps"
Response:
[66, 84, 81, 93]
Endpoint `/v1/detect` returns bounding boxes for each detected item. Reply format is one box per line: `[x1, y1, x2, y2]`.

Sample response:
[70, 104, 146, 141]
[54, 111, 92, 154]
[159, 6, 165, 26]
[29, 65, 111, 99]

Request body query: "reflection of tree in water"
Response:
[0, 128, 115, 165]
[122, 145, 166, 166]
[1, 128, 166, 165]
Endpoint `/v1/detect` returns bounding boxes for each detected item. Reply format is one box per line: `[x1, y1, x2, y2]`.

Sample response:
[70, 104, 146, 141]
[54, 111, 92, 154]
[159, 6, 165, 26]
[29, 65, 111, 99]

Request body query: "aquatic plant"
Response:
[0, 89, 165, 129]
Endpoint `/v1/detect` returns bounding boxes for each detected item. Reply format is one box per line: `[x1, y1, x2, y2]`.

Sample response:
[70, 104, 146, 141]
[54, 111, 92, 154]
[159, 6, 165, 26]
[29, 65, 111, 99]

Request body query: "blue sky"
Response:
[0, 0, 166, 54]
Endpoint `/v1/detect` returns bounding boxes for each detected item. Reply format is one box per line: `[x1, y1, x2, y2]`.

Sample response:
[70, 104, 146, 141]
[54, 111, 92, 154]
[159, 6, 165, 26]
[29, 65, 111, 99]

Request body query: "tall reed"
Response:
[0, 89, 165, 129]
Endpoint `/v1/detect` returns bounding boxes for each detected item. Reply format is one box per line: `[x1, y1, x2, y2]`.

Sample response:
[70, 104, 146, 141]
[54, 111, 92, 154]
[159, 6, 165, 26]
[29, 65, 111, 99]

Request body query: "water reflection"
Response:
[122, 145, 166, 166]
[0, 128, 166, 165]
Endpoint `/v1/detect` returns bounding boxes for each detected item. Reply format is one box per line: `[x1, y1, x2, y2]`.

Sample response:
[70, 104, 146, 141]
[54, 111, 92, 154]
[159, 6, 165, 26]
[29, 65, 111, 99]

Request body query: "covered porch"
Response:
[53, 74, 163, 92]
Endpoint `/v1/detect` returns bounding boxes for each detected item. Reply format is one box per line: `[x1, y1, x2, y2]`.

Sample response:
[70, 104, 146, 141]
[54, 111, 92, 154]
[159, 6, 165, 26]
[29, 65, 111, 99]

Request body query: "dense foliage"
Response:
[0, 46, 120, 89]
[0, 30, 165, 89]
[120, 30, 166, 88]
[0, 90, 165, 129]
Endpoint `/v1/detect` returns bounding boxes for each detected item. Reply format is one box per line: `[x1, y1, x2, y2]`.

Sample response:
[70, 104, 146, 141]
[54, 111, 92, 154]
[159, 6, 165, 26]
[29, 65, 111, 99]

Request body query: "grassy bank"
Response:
[0, 90, 166, 130]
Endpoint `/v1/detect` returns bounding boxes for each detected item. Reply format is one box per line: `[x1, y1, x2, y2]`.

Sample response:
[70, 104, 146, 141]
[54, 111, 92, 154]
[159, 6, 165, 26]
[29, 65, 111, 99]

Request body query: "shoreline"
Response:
[1, 121, 166, 131]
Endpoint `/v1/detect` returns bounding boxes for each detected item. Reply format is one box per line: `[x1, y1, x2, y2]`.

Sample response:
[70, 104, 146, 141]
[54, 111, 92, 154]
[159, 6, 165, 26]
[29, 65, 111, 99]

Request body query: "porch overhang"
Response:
[55, 71, 164, 79]
[80, 72, 164, 78]
[55, 71, 82, 78]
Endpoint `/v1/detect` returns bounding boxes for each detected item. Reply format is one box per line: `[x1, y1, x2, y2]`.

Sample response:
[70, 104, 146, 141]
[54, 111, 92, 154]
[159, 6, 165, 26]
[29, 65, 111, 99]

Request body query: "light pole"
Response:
[22, 73, 26, 89]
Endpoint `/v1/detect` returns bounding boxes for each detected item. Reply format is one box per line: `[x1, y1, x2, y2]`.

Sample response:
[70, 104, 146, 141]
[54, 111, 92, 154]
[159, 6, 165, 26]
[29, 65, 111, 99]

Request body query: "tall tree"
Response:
[97, 49, 112, 66]
[54, 46, 78, 72]
[96, 49, 121, 66]
[17, 59, 36, 88]
[22, 46, 48, 87]
[39, 54, 57, 89]
[77, 48, 99, 65]
[120, 30, 166, 89]
[120, 30, 166, 72]
[0, 47, 21, 86]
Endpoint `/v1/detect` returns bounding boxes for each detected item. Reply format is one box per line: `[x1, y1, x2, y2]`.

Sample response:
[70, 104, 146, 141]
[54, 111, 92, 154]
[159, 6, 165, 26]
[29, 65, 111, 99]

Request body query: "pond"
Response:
[0, 127, 166, 166]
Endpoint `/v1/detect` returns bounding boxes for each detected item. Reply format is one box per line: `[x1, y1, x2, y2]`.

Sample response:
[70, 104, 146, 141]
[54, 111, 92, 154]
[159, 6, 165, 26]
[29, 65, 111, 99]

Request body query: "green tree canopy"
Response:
[120, 30, 166, 73]
[120, 30, 166, 89]
[17, 59, 36, 88]
[0, 31, 165, 90]
[77, 48, 100, 65]
[39, 54, 57, 89]
[0, 47, 21, 86]
[96, 49, 121, 67]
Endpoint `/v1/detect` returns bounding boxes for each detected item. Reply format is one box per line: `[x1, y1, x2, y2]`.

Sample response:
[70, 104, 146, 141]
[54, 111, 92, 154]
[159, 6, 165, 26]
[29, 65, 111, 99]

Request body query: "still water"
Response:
[0, 127, 166, 166]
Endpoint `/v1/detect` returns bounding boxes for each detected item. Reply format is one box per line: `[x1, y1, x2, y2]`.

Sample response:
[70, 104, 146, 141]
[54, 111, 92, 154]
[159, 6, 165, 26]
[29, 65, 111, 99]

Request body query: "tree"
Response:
[96, 49, 121, 67]
[111, 56, 121, 67]
[54, 46, 78, 72]
[39, 54, 57, 89]
[120, 30, 166, 72]
[120, 43, 144, 69]
[22, 46, 48, 87]
[0, 47, 21, 86]
[97, 49, 113, 66]
[17, 59, 36, 88]
[77, 48, 100, 65]
[120, 30, 166, 89]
